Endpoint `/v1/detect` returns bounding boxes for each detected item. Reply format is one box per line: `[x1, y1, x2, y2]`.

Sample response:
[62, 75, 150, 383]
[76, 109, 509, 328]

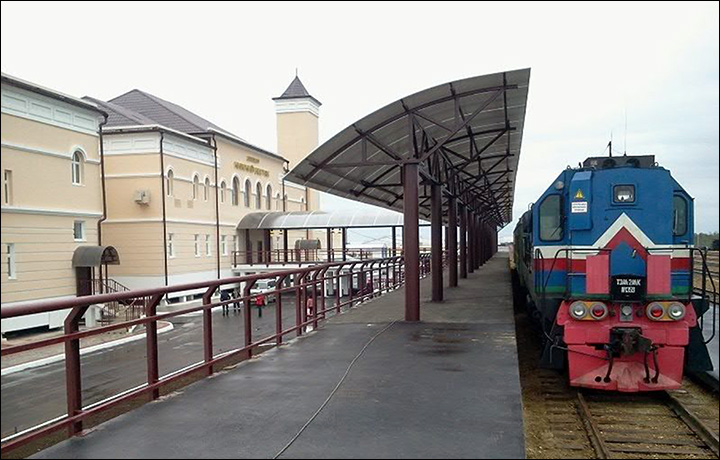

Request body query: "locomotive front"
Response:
[516, 155, 712, 392]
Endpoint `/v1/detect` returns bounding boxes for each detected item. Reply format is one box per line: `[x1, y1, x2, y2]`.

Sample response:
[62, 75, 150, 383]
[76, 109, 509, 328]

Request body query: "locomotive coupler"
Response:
[609, 327, 653, 356]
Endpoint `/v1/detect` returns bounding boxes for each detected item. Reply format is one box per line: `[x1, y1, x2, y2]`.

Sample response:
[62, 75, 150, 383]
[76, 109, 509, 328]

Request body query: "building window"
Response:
[168, 233, 175, 258]
[71, 151, 84, 185]
[221, 235, 228, 256]
[220, 181, 226, 203]
[166, 169, 174, 197]
[539, 194, 563, 242]
[232, 177, 240, 206]
[193, 175, 200, 200]
[244, 179, 252, 207]
[204, 177, 210, 201]
[255, 182, 262, 209]
[266, 184, 273, 210]
[205, 234, 211, 256]
[73, 221, 86, 241]
[3, 170, 12, 205]
[194, 234, 201, 257]
[6, 243, 16, 280]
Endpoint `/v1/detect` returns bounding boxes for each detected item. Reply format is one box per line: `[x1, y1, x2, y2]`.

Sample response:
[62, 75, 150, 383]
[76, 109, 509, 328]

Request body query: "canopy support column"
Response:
[431, 183, 443, 302]
[283, 230, 289, 263]
[403, 163, 420, 321]
[467, 211, 475, 273]
[459, 204, 467, 279]
[391, 226, 397, 257]
[326, 228, 333, 262]
[448, 196, 458, 287]
[341, 228, 347, 261]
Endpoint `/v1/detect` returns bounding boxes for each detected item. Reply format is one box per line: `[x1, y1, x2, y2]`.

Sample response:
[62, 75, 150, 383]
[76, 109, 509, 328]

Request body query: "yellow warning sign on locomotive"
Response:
[574, 189, 584, 200]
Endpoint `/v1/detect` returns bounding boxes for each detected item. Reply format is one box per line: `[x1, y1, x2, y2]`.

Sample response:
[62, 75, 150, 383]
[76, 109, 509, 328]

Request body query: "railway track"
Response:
[530, 371, 719, 459]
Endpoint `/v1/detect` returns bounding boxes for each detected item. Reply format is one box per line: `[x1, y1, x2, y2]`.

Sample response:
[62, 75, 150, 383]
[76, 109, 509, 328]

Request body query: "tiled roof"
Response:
[273, 76, 321, 105]
[82, 96, 156, 127]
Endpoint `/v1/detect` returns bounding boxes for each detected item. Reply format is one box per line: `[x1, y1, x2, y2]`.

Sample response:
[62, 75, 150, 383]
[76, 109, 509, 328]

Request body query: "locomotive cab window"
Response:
[613, 185, 635, 203]
[539, 194, 563, 241]
[673, 195, 688, 236]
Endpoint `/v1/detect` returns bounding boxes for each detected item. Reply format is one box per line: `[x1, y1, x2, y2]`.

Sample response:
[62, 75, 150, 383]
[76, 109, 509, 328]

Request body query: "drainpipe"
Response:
[212, 134, 220, 279]
[96, 112, 108, 288]
[282, 160, 288, 212]
[160, 131, 169, 288]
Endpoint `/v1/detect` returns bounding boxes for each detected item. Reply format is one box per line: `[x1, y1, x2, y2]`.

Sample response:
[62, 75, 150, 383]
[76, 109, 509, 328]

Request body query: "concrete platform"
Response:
[33, 254, 524, 459]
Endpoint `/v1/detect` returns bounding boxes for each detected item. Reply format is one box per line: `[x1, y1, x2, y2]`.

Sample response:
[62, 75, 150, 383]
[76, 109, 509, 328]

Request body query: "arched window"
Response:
[266, 184, 273, 210]
[71, 151, 84, 185]
[192, 175, 200, 200]
[166, 169, 174, 197]
[220, 181, 226, 203]
[255, 182, 262, 209]
[204, 177, 210, 201]
[244, 179, 252, 207]
[232, 177, 240, 206]
[275, 193, 281, 210]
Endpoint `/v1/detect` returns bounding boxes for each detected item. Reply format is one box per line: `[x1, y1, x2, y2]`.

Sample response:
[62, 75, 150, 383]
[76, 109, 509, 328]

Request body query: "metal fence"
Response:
[0, 253, 434, 454]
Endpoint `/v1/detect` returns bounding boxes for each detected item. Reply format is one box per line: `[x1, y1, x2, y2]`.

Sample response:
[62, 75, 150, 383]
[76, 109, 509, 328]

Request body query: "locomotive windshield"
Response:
[539, 194, 563, 241]
[613, 185, 635, 203]
[672, 195, 688, 236]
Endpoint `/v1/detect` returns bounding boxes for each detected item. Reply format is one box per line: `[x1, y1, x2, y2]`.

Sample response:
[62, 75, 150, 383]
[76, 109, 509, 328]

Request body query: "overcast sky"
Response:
[2, 2, 718, 244]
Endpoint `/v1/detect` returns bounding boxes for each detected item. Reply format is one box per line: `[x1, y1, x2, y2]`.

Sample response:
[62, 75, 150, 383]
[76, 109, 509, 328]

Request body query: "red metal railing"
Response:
[232, 247, 403, 266]
[0, 253, 433, 454]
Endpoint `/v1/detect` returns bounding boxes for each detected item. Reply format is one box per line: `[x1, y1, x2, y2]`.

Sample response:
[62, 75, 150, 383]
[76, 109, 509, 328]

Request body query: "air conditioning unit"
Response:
[134, 190, 151, 205]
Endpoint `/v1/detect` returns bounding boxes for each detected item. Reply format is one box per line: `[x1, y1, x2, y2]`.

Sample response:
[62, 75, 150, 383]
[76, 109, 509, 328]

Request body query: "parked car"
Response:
[250, 279, 277, 305]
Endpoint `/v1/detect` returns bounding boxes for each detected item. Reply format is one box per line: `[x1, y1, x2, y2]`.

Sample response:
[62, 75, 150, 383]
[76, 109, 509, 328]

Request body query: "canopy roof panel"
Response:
[285, 69, 530, 226]
[72, 246, 120, 268]
[237, 210, 430, 230]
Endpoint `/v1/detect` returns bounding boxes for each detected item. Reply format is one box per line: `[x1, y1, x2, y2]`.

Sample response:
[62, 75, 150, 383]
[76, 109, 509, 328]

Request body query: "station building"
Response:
[1, 72, 323, 332]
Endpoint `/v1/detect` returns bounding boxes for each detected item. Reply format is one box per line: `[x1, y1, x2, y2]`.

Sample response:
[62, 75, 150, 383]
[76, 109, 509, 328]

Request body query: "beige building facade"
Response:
[1, 74, 106, 332]
[1, 73, 324, 332]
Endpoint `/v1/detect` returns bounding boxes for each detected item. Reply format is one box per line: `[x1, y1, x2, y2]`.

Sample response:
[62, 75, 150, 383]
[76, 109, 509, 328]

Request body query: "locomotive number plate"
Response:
[611, 275, 646, 301]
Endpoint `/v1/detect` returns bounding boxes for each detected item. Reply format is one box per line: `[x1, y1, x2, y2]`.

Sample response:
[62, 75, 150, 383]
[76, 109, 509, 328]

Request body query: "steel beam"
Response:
[448, 196, 458, 287]
[431, 183, 443, 302]
[403, 163, 420, 321]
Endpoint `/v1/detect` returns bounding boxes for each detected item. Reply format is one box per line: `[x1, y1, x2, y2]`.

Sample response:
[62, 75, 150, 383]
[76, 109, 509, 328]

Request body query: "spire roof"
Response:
[273, 76, 321, 106]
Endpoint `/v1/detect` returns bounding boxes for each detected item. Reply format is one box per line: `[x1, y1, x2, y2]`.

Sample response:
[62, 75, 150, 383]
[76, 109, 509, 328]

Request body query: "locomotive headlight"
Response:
[646, 302, 665, 321]
[589, 302, 608, 320]
[570, 301, 588, 320]
[667, 303, 686, 320]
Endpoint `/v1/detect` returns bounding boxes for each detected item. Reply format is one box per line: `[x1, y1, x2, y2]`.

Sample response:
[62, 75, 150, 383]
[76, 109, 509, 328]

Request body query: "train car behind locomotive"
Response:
[512, 154, 714, 392]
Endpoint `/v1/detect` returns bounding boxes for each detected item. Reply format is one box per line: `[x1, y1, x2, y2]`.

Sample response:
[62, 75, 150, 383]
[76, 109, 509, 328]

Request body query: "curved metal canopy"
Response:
[72, 246, 120, 268]
[237, 210, 429, 230]
[286, 68, 530, 226]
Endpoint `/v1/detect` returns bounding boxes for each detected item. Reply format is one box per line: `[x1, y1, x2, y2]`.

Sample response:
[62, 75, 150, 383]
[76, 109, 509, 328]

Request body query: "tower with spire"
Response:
[273, 74, 321, 211]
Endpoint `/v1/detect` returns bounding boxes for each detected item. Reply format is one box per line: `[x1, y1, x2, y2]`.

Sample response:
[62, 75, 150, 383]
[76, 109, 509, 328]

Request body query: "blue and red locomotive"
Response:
[512, 154, 714, 392]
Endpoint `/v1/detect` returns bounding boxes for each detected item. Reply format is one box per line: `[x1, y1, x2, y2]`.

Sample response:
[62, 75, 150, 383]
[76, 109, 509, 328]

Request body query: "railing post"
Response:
[202, 286, 218, 375]
[146, 293, 163, 400]
[312, 269, 320, 328]
[335, 267, 341, 313]
[64, 305, 90, 436]
[295, 273, 303, 337]
[276, 275, 286, 346]
[243, 281, 255, 359]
